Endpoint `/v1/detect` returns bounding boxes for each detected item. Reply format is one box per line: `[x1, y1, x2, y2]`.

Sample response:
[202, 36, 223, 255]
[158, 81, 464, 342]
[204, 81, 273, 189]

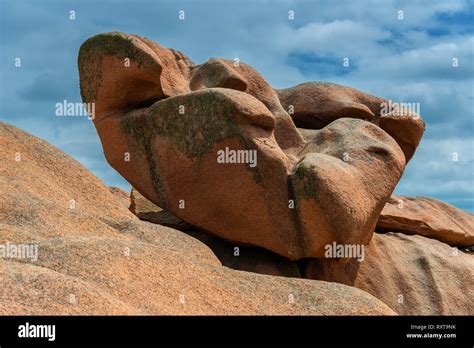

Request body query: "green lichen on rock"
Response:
[293, 163, 318, 200]
[121, 90, 267, 197]
[238, 136, 263, 183]
[121, 91, 245, 206]
[143, 91, 244, 159]
[145, 91, 264, 187]
[78, 32, 156, 102]
[122, 112, 168, 209]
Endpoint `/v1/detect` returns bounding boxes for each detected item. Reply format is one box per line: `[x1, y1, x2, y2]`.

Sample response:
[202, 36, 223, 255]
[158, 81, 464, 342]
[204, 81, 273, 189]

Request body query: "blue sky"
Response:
[1, 0, 473, 211]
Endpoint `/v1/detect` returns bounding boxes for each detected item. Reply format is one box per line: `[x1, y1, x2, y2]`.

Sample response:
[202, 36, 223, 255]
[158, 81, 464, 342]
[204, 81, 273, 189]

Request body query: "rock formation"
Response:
[304, 232, 474, 315]
[1, 31, 471, 316]
[0, 122, 394, 315]
[129, 188, 191, 230]
[108, 186, 131, 209]
[78, 32, 424, 260]
[277, 82, 424, 162]
[377, 195, 474, 247]
[129, 187, 301, 278]
[122, 179, 474, 314]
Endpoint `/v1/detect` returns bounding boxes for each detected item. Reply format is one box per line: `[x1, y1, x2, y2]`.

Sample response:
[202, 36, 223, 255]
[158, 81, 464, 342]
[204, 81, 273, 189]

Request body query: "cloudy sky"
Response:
[1, 0, 473, 211]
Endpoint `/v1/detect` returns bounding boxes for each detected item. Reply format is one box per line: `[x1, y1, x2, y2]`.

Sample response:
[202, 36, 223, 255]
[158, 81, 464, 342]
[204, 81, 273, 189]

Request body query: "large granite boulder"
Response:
[277, 82, 424, 162]
[78, 32, 422, 260]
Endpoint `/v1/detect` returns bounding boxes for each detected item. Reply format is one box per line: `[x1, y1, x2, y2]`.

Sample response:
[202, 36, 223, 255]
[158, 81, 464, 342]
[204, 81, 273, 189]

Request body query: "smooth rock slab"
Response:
[377, 195, 474, 247]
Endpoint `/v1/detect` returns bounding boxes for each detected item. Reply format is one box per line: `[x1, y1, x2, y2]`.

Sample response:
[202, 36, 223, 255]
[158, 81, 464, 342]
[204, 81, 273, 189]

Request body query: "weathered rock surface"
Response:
[0, 122, 395, 315]
[129, 188, 191, 230]
[78, 32, 422, 260]
[377, 195, 474, 247]
[185, 229, 302, 278]
[108, 186, 131, 209]
[276, 82, 425, 162]
[304, 232, 474, 315]
[127, 187, 300, 278]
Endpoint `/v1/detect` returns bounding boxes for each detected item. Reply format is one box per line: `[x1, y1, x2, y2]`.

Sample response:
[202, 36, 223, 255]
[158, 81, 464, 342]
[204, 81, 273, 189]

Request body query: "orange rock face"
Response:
[129, 187, 192, 230]
[78, 32, 422, 260]
[377, 195, 474, 247]
[127, 187, 301, 278]
[277, 82, 425, 162]
[0, 122, 395, 315]
[1, 31, 470, 317]
[108, 186, 131, 209]
[304, 233, 474, 315]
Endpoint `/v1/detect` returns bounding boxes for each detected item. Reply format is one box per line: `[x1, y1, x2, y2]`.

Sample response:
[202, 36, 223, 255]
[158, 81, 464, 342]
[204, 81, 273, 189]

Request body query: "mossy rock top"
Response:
[121, 88, 271, 159]
[78, 32, 159, 102]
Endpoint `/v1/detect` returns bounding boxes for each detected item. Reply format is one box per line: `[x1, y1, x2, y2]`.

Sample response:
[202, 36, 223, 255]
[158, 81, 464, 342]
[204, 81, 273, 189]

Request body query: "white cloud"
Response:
[396, 137, 474, 210]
